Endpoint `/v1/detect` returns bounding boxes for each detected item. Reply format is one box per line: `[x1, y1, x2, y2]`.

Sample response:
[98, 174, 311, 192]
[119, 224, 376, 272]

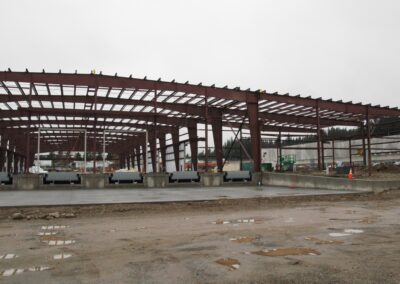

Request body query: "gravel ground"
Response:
[0, 190, 399, 283]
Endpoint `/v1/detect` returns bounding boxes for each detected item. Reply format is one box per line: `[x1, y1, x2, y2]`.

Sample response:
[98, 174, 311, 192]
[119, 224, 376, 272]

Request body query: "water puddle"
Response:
[0, 254, 18, 260]
[229, 237, 256, 243]
[305, 237, 344, 245]
[215, 258, 240, 270]
[53, 253, 72, 260]
[1, 266, 52, 277]
[252, 247, 320, 257]
[344, 229, 364, 234]
[329, 233, 351, 237]
[213, 218, 256, 225]
[41, 225, 67, 230]
[28, 266, 52, 272]
[37, 232, 58, 236]
[2, 269, 23, 277]
[329, 228, 364, 237]
[44, 240, 75, 246]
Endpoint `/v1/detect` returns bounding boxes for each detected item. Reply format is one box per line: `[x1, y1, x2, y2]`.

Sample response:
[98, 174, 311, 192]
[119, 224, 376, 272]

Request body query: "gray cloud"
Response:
[1, 0, 399, 107]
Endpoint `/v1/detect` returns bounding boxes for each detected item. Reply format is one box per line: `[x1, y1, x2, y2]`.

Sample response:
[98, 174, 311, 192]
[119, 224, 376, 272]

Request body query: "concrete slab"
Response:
[0, 186, 359, 207]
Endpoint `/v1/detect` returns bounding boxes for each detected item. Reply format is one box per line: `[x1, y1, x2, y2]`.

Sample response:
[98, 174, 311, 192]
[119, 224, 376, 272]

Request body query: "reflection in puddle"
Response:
[252, 247, 320, 257]
[38, 232, 58, 236]
[0, 254, 18, 259]
[229, 236, 256, 243]
[1, 266, 52, 277]
[53, 253, 72, 260]
[41, 225, 67, 230]
[329, 233, 351, 237]
[44, 240, 75, 246]
[344, 229, 364, 234]
[305, 236, 344, 245]
[213, 218, 256, 225]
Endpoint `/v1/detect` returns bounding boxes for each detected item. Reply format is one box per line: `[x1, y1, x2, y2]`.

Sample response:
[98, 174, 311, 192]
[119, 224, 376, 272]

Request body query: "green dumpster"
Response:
[242, 162, 253, 171]
[261, 163, 273, 172]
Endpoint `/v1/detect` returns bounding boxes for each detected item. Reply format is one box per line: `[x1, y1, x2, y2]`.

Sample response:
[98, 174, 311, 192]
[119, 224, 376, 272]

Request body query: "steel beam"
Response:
[366, 107, 372, 176]
[211, 116, 223, 172]
[1, 71, 399, 116]
[158, 133, 167, 172]
[171, 129, 180, 171]
[246, 98, 261, 172]
[187, 121, 198, 171]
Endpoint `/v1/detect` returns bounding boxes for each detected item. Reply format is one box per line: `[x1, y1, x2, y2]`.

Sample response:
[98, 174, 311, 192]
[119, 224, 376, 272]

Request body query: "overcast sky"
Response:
[1, 0, 400, 108]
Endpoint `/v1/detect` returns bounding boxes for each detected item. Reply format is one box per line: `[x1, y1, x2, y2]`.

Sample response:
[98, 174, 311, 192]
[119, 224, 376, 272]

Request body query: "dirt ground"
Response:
[1, 191, 400, 284]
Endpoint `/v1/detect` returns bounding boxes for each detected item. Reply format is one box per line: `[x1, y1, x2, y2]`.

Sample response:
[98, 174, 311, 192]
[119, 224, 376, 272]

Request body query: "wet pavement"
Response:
[0, 186, 358, 207]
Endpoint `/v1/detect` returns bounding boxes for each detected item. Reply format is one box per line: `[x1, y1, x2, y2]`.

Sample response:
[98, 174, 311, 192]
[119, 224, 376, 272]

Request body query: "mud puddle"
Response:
[252, 247, 320, 257]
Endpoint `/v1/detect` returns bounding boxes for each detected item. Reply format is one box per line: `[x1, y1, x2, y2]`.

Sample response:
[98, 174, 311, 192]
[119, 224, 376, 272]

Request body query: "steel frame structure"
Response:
[36, 128, 87, 173]
[0, 70, 399, 175]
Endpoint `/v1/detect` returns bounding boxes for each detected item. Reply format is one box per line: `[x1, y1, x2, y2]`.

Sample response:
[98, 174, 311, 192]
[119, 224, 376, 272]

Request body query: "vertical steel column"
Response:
[127, 154, 131, 170]
[25, 131, 30, 173]
[211, 116, 223, 172]
[332, 140, 335, 168]
[153, 90, 158, 173]
[26, 82, 32, 173]
[204, 90, 209, 172]
[102, 130, 106, 173]
[93, 134, 97, 174]
[145, 131, 149, 173]
[366, 107, 372, 176]
[349, 139, 352, 165]
[5, 143, 8, 172]
[93, 87, 98, 174]
[131, 149, 135, 169]
[183, 142, 187, 171]
[149, 132, 157, 173]
[84, 130, 87, 173]
[171, 129, 180, 171]
[158, 133, 167, 172]
[0, 137, 5, 172]
[136, 146, 141, 172]
[361, 123, 367, 166]
[316, 100, 322, 170]
[187, 121, 198, 171]
[246, 96, 261, 172]
[13, 152, 18, 174]
[20, 156, 24, 173]
[319, 129, 325, 170]
[239, 129, 243, 171]
[37, 128, 41, 173]
[7, 150, 12, 174]
[19, 156, 23, 173]
[275, 136, 279, 172]
[321, 137, 325, 170]
[278, 132, 282, 171]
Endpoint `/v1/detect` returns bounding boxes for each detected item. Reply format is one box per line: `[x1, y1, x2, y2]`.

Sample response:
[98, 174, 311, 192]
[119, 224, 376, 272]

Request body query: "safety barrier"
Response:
[0, 172, 12, 185]
[169, 171, 200, 183]
[109, 172, 143, 184]
[224, 171, 251, 182]
[43, 172, 81, 185]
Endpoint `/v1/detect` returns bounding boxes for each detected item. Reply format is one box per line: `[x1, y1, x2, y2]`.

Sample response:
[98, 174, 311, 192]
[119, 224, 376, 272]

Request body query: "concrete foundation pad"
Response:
[201, 173, 224, 187]
[145, 173, 169, 188]
[82, 174, 108, 189]
[262, 172, 400, 193]
[0, 186, 359, 207]
[13, 174, 42, 190]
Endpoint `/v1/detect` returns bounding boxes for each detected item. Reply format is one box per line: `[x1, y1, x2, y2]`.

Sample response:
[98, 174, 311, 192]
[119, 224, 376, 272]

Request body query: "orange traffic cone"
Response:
[348, 168, 353, 180]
